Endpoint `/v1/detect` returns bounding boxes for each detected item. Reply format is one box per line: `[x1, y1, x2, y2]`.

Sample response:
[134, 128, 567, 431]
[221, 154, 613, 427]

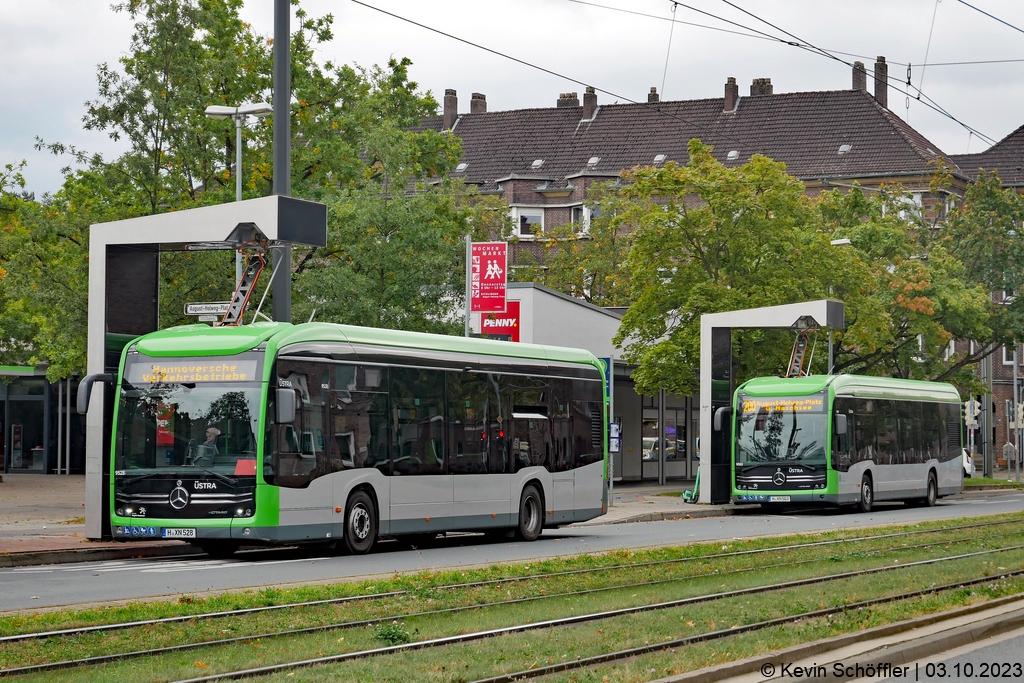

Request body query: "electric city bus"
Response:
[103, 322, 608, 556]
[729, 374, 963, 511]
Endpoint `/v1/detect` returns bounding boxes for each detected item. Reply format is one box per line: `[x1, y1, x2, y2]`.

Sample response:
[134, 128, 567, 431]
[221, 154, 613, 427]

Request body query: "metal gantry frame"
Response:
[698, 300, 845, 504]
[82, 195, 326, 539]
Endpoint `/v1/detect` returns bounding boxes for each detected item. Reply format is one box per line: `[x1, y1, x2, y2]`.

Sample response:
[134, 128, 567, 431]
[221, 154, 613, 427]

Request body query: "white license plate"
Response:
[769, 496, 791, 503]
[162, 528, 197, 538]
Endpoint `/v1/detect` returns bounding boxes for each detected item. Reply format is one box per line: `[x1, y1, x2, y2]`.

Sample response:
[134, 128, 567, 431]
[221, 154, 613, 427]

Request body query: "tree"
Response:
[607, 139, 993, 397]
[534, 182, 633, 307]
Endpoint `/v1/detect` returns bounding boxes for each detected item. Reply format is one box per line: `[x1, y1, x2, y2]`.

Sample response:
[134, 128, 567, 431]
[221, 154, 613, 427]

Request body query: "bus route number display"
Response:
[741, 396, 824, 414]
[128, 361, 259, 384]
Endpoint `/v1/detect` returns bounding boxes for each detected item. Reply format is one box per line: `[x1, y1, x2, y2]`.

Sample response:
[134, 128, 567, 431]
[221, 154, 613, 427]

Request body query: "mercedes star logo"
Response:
[169, 486, 190, 510]
[772, 470, 787, 486]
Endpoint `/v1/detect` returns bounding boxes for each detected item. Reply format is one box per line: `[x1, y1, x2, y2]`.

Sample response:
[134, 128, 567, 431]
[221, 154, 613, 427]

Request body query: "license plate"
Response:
[162, 528, 196, 539]
[769, 496, 791, 502]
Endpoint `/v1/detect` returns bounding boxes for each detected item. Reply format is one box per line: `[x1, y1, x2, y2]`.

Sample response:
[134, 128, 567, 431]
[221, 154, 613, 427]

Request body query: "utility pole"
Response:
[271, 0, 291, 323]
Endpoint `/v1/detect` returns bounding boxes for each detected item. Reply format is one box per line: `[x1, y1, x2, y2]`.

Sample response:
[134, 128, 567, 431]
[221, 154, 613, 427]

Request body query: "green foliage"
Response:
[535, 182, 633, 306]
[372, 620, 412, 645]
[4, 0, 500, 374]
[609, 139, 994, 396]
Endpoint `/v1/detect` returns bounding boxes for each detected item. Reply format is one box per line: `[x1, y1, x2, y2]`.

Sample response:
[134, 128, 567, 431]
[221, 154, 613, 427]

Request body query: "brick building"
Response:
[419, 59, 1023, 478]
[422, 57, 973, 260]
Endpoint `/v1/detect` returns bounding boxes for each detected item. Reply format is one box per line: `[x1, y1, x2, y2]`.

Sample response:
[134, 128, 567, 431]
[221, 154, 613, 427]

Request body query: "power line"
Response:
[566, 0, 1024, 68]
[348, 0, 748, 148]
[955, 0, 1024, 35]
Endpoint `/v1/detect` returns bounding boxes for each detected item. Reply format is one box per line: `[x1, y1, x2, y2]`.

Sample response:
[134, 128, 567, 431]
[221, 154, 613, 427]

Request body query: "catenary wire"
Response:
[955, 0, 1024, 36]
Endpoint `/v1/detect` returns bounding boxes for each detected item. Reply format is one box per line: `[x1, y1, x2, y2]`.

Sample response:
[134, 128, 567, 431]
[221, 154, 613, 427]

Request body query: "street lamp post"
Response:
[205, 102, 273, 282]
[828, 238, 853, 374]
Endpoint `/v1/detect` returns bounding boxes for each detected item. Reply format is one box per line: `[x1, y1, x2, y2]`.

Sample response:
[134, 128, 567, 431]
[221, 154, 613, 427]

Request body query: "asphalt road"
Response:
[2, 492, 1023, 613]
[880, 626, 1024, 682]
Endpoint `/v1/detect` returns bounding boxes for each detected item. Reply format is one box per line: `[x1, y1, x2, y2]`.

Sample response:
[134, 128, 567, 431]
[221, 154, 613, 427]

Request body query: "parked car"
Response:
[962, 449, 974, 478]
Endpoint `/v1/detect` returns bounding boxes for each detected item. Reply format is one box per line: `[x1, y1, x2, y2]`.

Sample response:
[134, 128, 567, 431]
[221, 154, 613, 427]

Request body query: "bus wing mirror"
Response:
[276, 388, 297, 424]
[77, 373, 114, 415]
[713, 407, 732, 432]
[835, 413, 848, 436]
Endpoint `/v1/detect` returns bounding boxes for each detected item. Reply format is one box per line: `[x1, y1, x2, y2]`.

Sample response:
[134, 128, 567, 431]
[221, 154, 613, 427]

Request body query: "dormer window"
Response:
[727, 150, 739, 161]
[653, 154, 667, 164]
[531, 159, 544, 169]
[455, 162, 468, 173]
[838, 144, 852, 156]
[587, 156, 600, 167]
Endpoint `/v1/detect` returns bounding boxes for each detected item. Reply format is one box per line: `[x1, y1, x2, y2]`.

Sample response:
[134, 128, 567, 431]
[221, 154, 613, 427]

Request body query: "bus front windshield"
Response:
[735, 392, 827, 466]
[114, 355, 263, 476]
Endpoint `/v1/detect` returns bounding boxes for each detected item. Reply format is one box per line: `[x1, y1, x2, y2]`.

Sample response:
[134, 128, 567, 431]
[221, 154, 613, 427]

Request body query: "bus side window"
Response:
[391, 367, 445, 476]
[571, 378, 603, 469]
[447, 371, 488, 475]
[833, 398, 854, 471]
[270, 360, 332, 488]
[853, 399, 876, 464]
[921, 402, 943, 461]
[330, 366, 390, 476]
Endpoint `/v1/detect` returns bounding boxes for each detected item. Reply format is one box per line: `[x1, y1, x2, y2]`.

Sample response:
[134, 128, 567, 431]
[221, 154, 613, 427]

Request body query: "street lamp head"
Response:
[204, 103, 273, 120]
[237, 102, 273, 117]
[830, 238, 853, 247]
[204, 105, 236, 119]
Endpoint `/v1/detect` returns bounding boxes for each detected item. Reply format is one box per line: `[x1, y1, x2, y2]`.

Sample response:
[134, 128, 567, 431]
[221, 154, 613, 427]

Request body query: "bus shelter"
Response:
[83, 195, 327, 539]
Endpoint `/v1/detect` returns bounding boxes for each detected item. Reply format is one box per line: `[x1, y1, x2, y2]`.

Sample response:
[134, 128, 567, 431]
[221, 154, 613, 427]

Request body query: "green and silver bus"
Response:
[730, 374, 963, 511]
[106, 322, 608, 555]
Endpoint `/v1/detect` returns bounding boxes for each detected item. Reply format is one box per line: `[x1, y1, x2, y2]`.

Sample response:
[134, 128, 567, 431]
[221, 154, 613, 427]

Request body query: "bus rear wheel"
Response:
[516, 485, 543, 542]
[924, 472, 938, 507]
[343, 490, 377, 555]
[857, 475, 873, 513]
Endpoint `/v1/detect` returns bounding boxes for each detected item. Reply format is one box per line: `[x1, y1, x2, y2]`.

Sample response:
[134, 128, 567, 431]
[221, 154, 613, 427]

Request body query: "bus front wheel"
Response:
[516, 485, 543, 542]
[858, 474, 873, 513]
[343, 490, 377, 555]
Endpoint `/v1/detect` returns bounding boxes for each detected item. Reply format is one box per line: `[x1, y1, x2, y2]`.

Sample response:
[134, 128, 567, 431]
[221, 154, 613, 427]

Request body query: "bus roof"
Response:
[738, 374, 961, 403]
[131, 321, 602, 369]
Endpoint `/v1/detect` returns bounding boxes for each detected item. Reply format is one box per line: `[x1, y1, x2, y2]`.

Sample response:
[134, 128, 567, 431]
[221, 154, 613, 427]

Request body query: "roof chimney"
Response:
[583, 87, 597, 119]
[443, 89, 457, 130]
[873, 56, 888, 109]
[470, 92, 486, 114]
[648, 87, 659, 103]
[852, 61, 867, 91]
[724, 77, 738, 112]
[557, 92, 580, 107]
[750, 77, 773, 96]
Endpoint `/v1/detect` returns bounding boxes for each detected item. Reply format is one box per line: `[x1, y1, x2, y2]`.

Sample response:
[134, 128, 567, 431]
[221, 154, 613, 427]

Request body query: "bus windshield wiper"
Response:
[187, 464, 238, 486]
[120, 472, 164, 486]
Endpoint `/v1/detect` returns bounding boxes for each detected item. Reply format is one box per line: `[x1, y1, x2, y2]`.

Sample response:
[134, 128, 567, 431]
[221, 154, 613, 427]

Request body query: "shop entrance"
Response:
[2, 378, 48, 473]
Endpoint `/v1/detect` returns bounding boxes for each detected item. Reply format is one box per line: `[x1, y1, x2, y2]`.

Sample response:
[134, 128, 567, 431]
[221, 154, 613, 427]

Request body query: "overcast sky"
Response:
[3, 0, 1024, 197]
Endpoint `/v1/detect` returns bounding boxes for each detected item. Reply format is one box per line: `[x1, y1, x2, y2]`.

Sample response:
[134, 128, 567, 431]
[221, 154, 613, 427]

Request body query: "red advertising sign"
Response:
[470, 242, 507, 313]
[481, 300, 520, 342]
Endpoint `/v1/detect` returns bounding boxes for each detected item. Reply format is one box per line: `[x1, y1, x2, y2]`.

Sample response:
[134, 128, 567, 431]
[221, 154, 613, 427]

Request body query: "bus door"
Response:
[389, 368, 453, 534]
[449, 372, 511, 529]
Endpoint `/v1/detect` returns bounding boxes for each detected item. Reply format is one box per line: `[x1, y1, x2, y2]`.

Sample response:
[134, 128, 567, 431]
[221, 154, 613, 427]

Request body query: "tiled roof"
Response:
[422, 89, 959, 191]
[949, 124, 1024, 187]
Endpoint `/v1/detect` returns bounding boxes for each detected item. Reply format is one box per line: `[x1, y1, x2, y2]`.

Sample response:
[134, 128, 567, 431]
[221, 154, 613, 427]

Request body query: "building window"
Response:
[571, 206, 584, 226]
[515, 209, 544, 239]
[943, 339, 956, 360]
[1003, 345, 1017, 365]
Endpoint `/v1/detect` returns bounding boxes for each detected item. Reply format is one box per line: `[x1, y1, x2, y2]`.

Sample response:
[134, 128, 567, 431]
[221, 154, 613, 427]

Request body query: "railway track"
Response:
[4, 527, 1018, 677]
[3, 526, 1023, 681]
[165, 544, 1024, 683]
[3, 516, 1018, 646]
